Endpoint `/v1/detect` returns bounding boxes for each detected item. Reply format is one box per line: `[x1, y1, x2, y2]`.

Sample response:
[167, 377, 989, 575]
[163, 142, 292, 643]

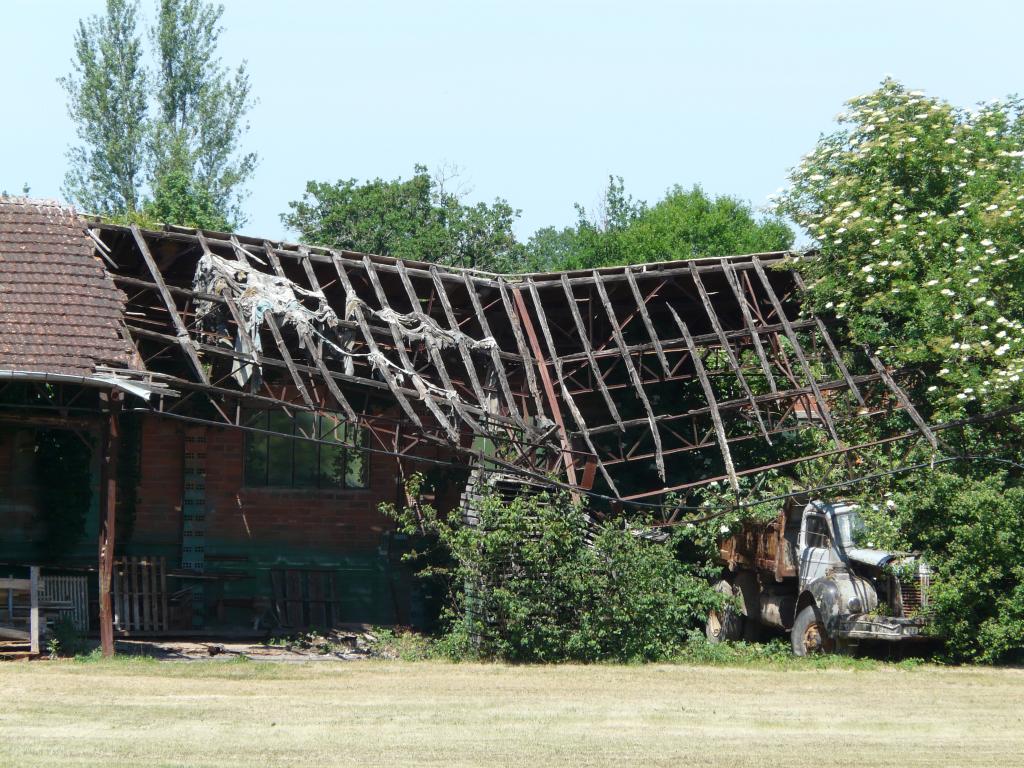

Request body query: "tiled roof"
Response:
[0, 197, 131, 376]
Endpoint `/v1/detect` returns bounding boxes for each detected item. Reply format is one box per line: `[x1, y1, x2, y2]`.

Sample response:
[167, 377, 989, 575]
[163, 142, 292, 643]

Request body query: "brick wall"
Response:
[202, 422, 403, 555]
[131, 413, 411, 557]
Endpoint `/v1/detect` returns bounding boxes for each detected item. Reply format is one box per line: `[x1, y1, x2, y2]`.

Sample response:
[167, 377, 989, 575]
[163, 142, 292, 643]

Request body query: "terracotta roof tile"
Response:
[0, 196, 132, 376]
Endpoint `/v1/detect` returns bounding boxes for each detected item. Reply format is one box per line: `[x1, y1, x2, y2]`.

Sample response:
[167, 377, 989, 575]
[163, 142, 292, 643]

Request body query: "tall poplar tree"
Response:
[60, 0, 148, 217]
[61, 0, 256, 229]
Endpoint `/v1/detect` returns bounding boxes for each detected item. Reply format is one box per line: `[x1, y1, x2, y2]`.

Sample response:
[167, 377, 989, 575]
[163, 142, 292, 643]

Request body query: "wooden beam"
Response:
[397, 263, 487, 435]
[592, 272, 665, 480]
[511, 284, 578, 487]
[752, 257, 843, 447]
[688, 262, 772, 443]
[669, 308, 740, 493]
[361, 256, 461, 442]
[559, 274, 625, 429]
[867, 352, 939, 449]
[423, 264, 489, 408]
[130, 225, 209, 385]
[497, 281, 545, 412]
[461, 273, 526, 426]
[330, 253, 424, 429]
[790, 271, 866, 407]
[624, 268, 671, 376]
[527, 279, 617, 495]
[98, 392, 122, 658]
[720, 258, 778, 394]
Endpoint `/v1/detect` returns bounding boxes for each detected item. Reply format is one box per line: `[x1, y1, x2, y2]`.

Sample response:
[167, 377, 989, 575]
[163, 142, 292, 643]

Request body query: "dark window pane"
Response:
[293, 412, 318, 488]
[243, 410, 268, 486]
[319, 413, 345, 444]
[267, 410, 294, 486]
[318, 413, 345, 488]
[345, 423, 368, 489]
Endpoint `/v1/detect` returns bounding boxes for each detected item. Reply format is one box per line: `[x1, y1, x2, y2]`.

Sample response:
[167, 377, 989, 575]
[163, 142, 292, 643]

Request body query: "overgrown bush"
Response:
[857, 469, 1024, 664]
[777, 79, 1024, 663]
[381, 477, 717, 663]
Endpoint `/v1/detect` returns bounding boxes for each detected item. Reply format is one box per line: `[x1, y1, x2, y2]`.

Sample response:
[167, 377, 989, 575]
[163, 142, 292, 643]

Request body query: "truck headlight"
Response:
[847, 597, 863, 613]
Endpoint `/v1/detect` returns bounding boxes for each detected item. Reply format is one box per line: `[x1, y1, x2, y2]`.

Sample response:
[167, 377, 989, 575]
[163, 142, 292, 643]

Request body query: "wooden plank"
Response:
[285, 570, 303, 628]
[160, 557, 169, 632]
[688, 262, 772, 443]
[527, 279, 619, 496]
[752, 257, 843, 446]
[330, 254, 424, 428]
[624, 268, 671, 376]
[308, 572, 327, 628]
[559, 274, 624, 429]
[121, 564, 130, 633]
[669, 308, 740, 493]
[130, 557, 141, 632]
[141, 557, 152, 632]
[511, 284, 578, 487]
[867, 353, 939, 449]
[721, 258, 778, 394]
[789, 271, 866, 407]
[592, 273, 665, 480]
[327, 573, 338, 628]
[267, 243, 357, 421]
[111, 564, 121, 630]
[422, 263, 489, 407]
[29, 566, 39, 656]
[363, 256, 461, 442]
[270, 570, 285, 625]
[130, 225, 209, 385]
[149, 558, 160, 632]
[461, 273, 526, 425]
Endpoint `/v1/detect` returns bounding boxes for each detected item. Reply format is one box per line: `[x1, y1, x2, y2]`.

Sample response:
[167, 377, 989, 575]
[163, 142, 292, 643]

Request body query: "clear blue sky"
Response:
[3, 0, 1022, 245]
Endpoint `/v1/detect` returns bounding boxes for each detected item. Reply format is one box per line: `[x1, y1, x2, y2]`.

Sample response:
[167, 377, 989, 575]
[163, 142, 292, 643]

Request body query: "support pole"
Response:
[29, 566, 39, 656]
[98, 391, 123, 658]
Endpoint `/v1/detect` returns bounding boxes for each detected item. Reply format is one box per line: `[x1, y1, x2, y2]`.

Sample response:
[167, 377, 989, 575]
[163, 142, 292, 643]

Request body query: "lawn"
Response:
[0, 658, 1022, 767]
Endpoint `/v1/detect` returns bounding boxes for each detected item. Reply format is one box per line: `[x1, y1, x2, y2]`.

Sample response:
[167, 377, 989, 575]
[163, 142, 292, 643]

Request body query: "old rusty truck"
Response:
[706, 499, 934, 655]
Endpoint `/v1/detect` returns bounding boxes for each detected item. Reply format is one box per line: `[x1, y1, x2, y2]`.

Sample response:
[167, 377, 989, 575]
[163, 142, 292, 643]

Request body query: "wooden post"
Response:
[29, 566, 39, 656]
[98, 391, 123, 657]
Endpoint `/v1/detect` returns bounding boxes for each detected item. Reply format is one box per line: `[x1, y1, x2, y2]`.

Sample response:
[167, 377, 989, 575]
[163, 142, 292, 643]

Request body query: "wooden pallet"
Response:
[112, 557, 169, 635]
[0, 568, 40, 655]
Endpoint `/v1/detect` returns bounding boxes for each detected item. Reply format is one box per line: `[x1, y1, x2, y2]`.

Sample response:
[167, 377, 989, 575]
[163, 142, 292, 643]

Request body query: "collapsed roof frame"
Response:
[89, 220, 940, 517]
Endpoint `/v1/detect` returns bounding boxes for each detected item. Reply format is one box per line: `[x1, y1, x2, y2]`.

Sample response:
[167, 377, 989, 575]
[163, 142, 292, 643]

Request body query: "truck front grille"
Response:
[898, 566, 933, 617]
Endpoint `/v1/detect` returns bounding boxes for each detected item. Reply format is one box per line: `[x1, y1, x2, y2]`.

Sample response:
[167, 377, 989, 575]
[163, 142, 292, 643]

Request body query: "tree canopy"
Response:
[61, 0, 256, 230]
[778, 79, 1024, 662]
[526, 177, 793, 272]
[282, 165, 524, 273]
[778, 78, 1024, 418]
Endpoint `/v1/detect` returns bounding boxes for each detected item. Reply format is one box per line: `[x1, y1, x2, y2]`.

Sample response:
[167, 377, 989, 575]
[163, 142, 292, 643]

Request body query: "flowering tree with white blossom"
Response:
[777, 80, 1024, 663]
[778, 78, 1024, 416]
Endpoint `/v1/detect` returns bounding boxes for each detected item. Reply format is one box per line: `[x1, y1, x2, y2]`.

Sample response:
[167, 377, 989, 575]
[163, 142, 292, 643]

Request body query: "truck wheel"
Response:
[706, 580, 743, 644]
[791, 604, 834, 656]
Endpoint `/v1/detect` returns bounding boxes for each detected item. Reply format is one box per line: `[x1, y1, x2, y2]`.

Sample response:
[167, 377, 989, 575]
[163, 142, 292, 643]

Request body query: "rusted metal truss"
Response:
[88, 221, 939, 508]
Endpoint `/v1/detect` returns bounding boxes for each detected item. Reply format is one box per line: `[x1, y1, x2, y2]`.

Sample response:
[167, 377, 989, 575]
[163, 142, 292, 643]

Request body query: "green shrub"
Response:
[382, 478, 717, 663]
[859, 469, 1024, 664]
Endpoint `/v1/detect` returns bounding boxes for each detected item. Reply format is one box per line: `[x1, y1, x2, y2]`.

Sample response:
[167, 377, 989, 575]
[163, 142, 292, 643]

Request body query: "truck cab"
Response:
[708, 500, 934, 655]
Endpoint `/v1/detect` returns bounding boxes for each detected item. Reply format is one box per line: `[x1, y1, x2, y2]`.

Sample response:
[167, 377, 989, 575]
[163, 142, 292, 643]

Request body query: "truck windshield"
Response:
[833, 509, 866, 548]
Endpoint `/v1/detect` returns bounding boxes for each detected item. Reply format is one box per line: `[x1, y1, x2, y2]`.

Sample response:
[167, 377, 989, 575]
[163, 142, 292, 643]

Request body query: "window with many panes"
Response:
[243, 410, 368, 490]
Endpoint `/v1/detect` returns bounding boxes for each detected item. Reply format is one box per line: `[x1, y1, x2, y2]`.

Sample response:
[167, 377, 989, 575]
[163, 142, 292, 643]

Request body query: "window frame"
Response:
[242, 409, 369, 491]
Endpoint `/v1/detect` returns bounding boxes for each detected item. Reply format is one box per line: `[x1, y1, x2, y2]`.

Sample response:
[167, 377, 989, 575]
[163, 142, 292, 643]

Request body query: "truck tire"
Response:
[706, 580, 743, 644]
[732, 572, 761, 642]
[791, 604, 835, 656]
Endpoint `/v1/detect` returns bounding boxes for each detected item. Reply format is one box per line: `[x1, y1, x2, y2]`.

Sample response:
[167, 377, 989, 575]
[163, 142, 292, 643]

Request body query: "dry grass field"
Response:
[0, 658, 1022, 767]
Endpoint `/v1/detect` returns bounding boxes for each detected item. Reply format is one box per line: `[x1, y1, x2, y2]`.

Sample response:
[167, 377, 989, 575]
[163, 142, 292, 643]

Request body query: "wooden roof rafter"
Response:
[92, 221, 944, 506]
